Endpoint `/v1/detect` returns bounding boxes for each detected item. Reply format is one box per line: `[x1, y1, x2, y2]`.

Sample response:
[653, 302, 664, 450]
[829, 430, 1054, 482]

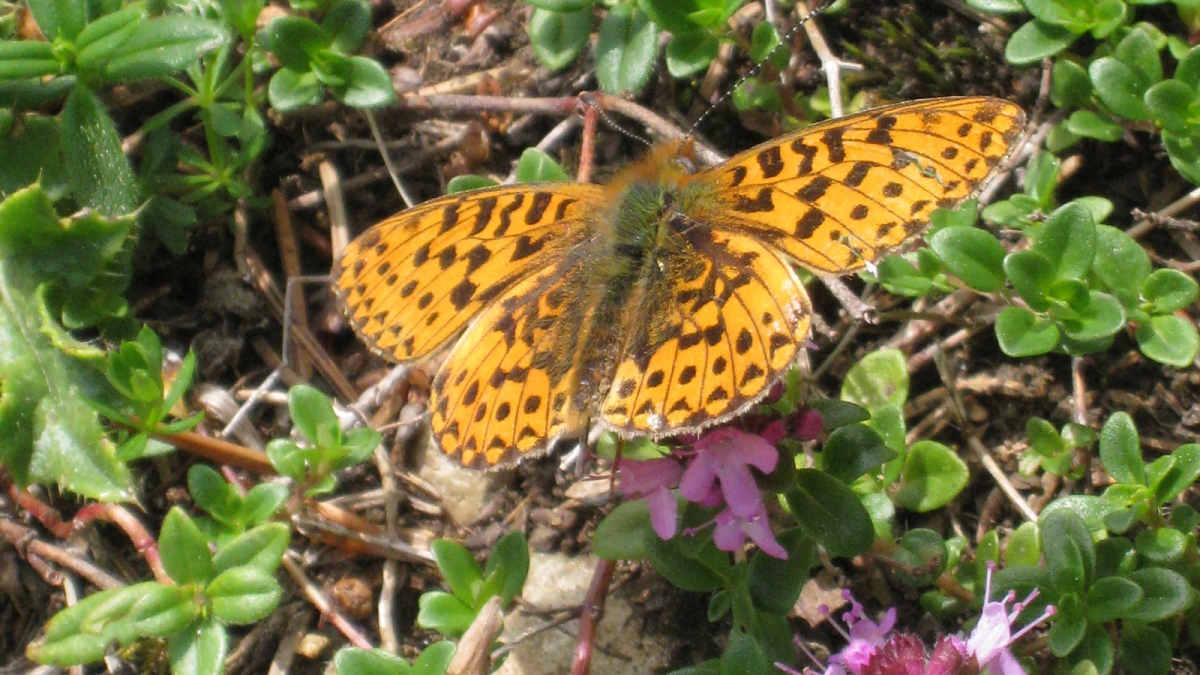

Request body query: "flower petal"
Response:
[712, 509, 745, 552]
[618, 457, 682, 496]
[645, 486, 678, 540]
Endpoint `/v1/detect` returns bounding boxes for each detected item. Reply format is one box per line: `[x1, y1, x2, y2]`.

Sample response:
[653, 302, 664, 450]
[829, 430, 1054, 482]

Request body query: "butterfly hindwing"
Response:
[600, 229, 812, 436]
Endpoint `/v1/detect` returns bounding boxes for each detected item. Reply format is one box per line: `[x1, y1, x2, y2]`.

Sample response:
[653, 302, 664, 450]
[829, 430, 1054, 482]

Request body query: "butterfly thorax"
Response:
[551, 154, 717, 419]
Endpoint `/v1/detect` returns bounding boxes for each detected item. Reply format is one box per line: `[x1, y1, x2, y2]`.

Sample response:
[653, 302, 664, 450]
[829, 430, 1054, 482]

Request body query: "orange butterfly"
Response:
[334, 97, 1025, 469]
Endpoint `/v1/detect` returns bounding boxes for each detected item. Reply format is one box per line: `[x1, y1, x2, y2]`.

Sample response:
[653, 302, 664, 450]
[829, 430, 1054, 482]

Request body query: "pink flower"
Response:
[679, 428, 778, 518]
[827, 591, 897, 675]
[617, 457, 682, 540]
[966, 564, 1056, 675]
[775, 570, 1054, 675]
[713, 502, 788, 559]
[795, 409, 824, 441]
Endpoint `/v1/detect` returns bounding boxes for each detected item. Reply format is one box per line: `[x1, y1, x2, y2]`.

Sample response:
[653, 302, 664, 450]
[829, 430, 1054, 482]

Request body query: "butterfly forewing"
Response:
[333, 183, 603, 362]
[691, 97, 1026, 275]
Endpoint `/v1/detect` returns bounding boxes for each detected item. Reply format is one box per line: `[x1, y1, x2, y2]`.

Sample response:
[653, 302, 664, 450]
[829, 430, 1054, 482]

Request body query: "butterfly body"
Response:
[334, 97, 1026, 469]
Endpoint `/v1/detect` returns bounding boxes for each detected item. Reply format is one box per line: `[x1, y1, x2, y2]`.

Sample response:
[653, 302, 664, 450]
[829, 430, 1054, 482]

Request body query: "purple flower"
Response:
[826, 591, 897, 675]
[617, 457, 682, 540]
[713, 501, 788, 559]
[966, 563, 1056, 675]
[776, 572, 1057, 675]
[679, 428, 779, 518]
[795, 409, 824, 441]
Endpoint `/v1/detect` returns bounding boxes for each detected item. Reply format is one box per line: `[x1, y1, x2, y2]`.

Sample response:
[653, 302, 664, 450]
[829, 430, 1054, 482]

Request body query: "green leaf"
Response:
[431, 539, 483, 605]
[747, 529, 813, 615]
[1090, 56, 1151, 120]
[168, 617, 227, 675]
[840, 347, 908, 413]
[211, 523, 290, 574]
[0, 187, 134, 500]
[0, 41, 61, 80]
[1152, 442, 1200, 503]
[61, 87, 139, 216]
[1065, 110, 1123, 141]
[1124, 567, 1192, 622]
[928, 226, 1006, 292]
[324, 0, 371, 53]
[593, 499, 652, 560]
[1099, 412, 1144, 485]
[995, 306, 1059, 357]
[288, 384, 339, 447]
[1092, 224, 1150, 309]
[1141, 268, 1199, 314]
[127, 585, 196, 638]
[160, 507, 215, 585]
[1071, 624, 1115, 675]
[1049, 592, 1086, 656]
[1087, 576, 1142, 622]
[523, 0, 594, 9]
[1060, 291, 1125, 342]
[0, 113, 67, 201]
[27, 633, 112, 666]
[1114, 26, 1162, 84]
[1145, 79, 1195, 135]
[964, 0, 1024, 11]
[333, 647, 412, 675]
[893, 441, 969, 512]
[784, 470, 874, 559]
[1118, 623, 1172, 675]
[875, 255, 934, 298]
[1134, 527, 1187, 564]
[483, 530, 529, 607]
[101, 17, 229, 82]
[416, 591, 476, 637]
[27, 0, 87, 41]
[596, 4, 658, 95]
[893, 529, 948, 586]
[333, 55, 396, 109]
[515, 147, 571, 183]
[644, 526, 727, 592]
[1051, 58, 1092, 107]
[638, 0, 707, 35]
[821, 423, 895, 484]
[446, 175, 498, 193]
[411, 642, 455, 675]
[268, 68, 323, 112]
[207, 566, 283, 624]
[1036, 202, 1096, 281]
[1041, 509, 1094, 591]
[528, 7, 591, 71]
[265, 16, 326, 71]
[1005, 20, 1077, 66]
[1005, 521, 1041, 567]
[188, 464, 238, 522]
[1004, 250, 1054, 311]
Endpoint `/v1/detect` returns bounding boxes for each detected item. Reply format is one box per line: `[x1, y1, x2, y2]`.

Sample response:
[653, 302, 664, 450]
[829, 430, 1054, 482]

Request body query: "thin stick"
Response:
[570, 558, 615, 675]
[365, 108, 418, 208]
[969, 436, 1038, 522]
[281, 552, 373, 649]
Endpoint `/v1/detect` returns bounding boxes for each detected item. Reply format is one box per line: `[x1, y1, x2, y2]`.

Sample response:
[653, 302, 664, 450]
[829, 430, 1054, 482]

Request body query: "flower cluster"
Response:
[616, 411, 823, 560]
[778, 565, 1055, 675]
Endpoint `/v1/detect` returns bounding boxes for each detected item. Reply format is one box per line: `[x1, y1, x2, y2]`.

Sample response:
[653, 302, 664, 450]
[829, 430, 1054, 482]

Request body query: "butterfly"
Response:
[333, 96, 1025, 469]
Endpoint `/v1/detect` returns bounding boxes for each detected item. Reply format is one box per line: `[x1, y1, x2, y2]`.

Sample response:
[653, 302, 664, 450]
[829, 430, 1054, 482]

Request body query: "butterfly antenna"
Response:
[684, 0, 835, 144]
[579, 92, 654, 149]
